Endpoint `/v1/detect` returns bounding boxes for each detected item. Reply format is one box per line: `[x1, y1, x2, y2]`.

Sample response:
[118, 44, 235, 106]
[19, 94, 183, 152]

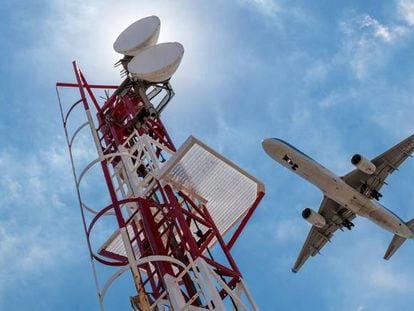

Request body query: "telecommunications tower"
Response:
[56, 16, 264, 310]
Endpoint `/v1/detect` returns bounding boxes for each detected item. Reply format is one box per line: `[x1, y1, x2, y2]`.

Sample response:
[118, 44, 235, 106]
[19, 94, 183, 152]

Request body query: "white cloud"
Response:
[339, 14, 408, 80]
[240, 0, 280, 17]
[318, 91, 343, 109]
[274, 218, 305, 242]
[358, 15, 407, 43]
[238, 0, 315, 30]
[369, 265, 413, 292]
[304, 60, 329, 84]
[0, 146, 84, 305]
[319, 224, 414, 310]
[0, 146, 70, 208]
[399, 0, 414, 25]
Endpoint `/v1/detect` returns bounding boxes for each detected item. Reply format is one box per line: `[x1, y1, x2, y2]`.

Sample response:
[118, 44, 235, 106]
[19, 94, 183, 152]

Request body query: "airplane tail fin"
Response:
[384, 218, 414, 260]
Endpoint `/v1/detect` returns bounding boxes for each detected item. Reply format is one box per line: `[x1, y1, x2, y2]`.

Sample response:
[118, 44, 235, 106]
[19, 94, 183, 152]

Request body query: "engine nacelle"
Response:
[351, 154, 376, 175]
[302, 208, 326, 228]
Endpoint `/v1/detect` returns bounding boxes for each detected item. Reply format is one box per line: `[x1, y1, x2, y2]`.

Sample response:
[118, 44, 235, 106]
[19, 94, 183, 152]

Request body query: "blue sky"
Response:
[1, 0, 414, 310]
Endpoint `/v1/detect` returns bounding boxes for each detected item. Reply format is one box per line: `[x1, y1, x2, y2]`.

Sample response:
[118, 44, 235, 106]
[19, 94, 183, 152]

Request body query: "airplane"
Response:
[262, 134, 414, 273]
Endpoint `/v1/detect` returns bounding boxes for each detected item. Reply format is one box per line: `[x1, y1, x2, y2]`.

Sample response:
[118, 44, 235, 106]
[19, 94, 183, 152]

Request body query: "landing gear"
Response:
[342, 219, 355, 230]
[360, 183, 368, 194]
[370, 189, 383, 201]
[360, 183, 382, 201]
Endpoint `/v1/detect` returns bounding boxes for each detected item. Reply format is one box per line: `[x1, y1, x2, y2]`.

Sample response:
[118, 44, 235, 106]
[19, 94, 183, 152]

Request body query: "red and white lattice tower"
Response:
[56, 16, 264, 310]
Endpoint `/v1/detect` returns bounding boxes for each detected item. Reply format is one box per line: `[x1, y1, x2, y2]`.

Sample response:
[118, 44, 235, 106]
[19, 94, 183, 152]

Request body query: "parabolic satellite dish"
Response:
[127, 42, 184, 83]
[113, 16, 160, 56]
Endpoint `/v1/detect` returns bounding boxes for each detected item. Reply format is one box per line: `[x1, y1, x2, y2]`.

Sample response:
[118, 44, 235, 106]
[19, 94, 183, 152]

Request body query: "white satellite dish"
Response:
[113, 16, 160, 56]
[127, 42, 184, 83]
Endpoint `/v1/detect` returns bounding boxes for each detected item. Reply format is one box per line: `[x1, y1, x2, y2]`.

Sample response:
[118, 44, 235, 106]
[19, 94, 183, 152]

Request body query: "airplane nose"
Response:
[262, 138, 274, 154]
[262, 138, 281, 160]
[262, 138, 272, 147]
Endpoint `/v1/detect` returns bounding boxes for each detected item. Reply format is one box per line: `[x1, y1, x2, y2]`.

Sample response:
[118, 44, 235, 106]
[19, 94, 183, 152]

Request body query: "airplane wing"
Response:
[342, 134, 414, 194]
[292, 196, 355, 273]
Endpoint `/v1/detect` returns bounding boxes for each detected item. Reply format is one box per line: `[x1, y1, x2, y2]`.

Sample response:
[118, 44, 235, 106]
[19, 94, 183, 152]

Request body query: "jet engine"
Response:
[302, 208, 326, 228]
[351, 154, 376, 175]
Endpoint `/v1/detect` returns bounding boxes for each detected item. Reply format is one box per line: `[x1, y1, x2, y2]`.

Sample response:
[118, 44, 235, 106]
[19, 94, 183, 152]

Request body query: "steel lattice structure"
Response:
[56, 61, 264, 310]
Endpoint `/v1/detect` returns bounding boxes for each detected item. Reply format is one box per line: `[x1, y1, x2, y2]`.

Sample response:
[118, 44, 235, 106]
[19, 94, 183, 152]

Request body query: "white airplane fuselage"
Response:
[264, 138, 414, 239]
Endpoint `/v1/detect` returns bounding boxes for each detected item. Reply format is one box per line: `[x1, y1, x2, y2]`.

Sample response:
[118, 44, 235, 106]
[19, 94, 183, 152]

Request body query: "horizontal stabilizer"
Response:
[384, 218, 414, 260]
[384, 234, 407, 260]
